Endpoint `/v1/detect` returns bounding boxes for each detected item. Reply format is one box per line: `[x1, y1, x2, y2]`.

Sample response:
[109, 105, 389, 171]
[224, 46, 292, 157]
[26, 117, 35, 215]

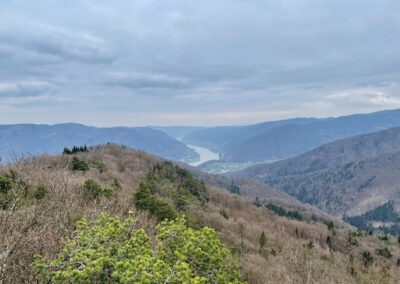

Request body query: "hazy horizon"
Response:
[0, 107, 399, 128]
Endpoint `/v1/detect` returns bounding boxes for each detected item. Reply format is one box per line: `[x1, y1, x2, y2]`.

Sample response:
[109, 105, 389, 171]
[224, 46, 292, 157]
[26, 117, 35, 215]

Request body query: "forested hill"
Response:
[232, 126, 400, 219]
[234, 126, 400, 180]
[0, 123, 198, 162]
[182, 109, 400, 163]
[3, 144, 400, 282]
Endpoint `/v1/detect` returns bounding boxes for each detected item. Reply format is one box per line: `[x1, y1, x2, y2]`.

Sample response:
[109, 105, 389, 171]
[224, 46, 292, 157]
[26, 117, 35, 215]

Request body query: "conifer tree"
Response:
[259, 231, 267, 251]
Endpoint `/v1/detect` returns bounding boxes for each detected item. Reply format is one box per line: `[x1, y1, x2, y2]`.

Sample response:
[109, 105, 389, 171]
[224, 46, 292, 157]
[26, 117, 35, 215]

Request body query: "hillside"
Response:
[254, 151, 400, 217]
[232, 127, 400, 223]
[224, 110, 400, 162]
[181, 118, 317, 152]
[3, 144, 400, 283]
[183, 109, 400, 163]
[178, 162, 340, 224]
[0, 123, 198, 162]
[235, 126, 400, 180]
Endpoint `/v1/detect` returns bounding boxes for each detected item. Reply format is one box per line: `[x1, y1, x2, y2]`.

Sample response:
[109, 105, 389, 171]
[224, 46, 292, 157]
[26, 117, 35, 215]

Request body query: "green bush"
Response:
[327, 221, 335, 231]
[0, 174, 12, 193]
[133, 182, 178, 221]
[286, 210, 303, 221]
[266, 203, 303, 221]
[0, 170, 29, 210]
[347, 231, 359, 246]
[172, 187, 191, 211]
[34, 184, 48, 200]
[259, 231, 267, 250]
[102, 187, 114, 199]
[220, 209, 229, 220]
[0, 174, 13, 209]
[182, 214, 200, 230]
[149, 162, 209, 204]
[90, 160, 107, 173]
[266, 203, 286, 216]
[111, 179, 121, 191]
[228, 181, 241, 195]
[32, 213, 243, 283]
[71, 157, 89, 172]
[81, 179, 102, 200]
[326, 235, 332, 249]
[376, 247, 392, 259]
[253, 197, 262, 207]
[362, 251, 374, 266]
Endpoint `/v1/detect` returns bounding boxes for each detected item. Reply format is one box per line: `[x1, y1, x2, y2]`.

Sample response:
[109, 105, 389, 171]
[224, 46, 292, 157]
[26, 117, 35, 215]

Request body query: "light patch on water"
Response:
[187, 145, 219, 166]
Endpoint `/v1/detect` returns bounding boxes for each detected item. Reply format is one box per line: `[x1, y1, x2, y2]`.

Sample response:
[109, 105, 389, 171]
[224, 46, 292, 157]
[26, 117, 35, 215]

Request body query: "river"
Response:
[187, 145, 220, 167]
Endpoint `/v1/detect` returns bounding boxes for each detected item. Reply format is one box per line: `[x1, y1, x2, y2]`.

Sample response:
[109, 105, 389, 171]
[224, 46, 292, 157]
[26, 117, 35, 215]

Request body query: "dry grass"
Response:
[1, 144, 400, 283]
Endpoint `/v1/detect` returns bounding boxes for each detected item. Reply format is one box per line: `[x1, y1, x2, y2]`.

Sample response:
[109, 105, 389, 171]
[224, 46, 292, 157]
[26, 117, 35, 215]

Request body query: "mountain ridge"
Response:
[231, 126, 400, 218]
[0, 123, 198, 163]
[182, 109, 400, 163]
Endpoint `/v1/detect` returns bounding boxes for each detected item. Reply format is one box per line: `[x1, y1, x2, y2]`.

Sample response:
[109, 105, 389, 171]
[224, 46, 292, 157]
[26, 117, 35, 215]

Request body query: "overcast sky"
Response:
[1, 0, 399, 126]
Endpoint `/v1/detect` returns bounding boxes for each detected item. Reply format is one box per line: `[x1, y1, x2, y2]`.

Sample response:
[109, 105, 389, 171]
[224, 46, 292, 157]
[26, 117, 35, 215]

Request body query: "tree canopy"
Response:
[32, 213, 243, 283]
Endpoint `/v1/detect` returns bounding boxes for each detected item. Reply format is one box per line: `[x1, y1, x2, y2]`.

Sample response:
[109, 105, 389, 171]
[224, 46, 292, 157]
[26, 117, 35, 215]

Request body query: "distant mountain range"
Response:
[181, 118, 317, 153]
[0, 123, 198, 162]
[182, 109, 400, 163]
[232, 126, 400, 223]
[150, 126, 205, 140]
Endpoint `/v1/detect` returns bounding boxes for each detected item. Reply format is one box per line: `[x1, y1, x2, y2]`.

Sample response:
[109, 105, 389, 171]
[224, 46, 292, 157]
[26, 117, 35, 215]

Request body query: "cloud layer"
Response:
[1, 0, 399, 126]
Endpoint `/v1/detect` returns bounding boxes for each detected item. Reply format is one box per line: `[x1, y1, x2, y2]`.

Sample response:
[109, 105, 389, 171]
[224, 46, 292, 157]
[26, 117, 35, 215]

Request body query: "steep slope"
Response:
[233, 127, 400, 219]
[3, 144, 400, 283]
[178, 162, 339, 224]
[0, 123, 198, 162]
[255, 151, 400, 217]
[235, 126, 400, 180]
[224, 109, 400, 162]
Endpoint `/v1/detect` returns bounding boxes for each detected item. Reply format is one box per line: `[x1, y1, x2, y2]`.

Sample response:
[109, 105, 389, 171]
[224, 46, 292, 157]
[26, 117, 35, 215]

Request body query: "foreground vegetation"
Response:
[33, 214, 241, 283]
[2, 144, 400, 283]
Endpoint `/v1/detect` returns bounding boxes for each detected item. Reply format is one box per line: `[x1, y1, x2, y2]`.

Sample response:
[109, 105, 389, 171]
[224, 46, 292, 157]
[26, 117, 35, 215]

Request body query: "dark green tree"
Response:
[228, 181, 241, 195]
[62, 147, 72, 154]
[362, 251, 374, 267]
[253, 197, 262, 207]
[327, 221, 335, 232]
[220, 209, 229, 220]
[81, 179, 102, 200]
[34, 184, 48, 200]
[326, 235, 332, 250]
[259, 231, 267, 251]
[71, 157, 89, 172]
[133, 182, 178, 221]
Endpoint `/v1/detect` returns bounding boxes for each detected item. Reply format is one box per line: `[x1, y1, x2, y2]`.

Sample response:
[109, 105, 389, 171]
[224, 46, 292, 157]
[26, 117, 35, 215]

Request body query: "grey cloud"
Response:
[105, 72, 191, 90]
[0, 81, 54, 98]
[0, 13, 116, 65]
[0, 0, 399, 125]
